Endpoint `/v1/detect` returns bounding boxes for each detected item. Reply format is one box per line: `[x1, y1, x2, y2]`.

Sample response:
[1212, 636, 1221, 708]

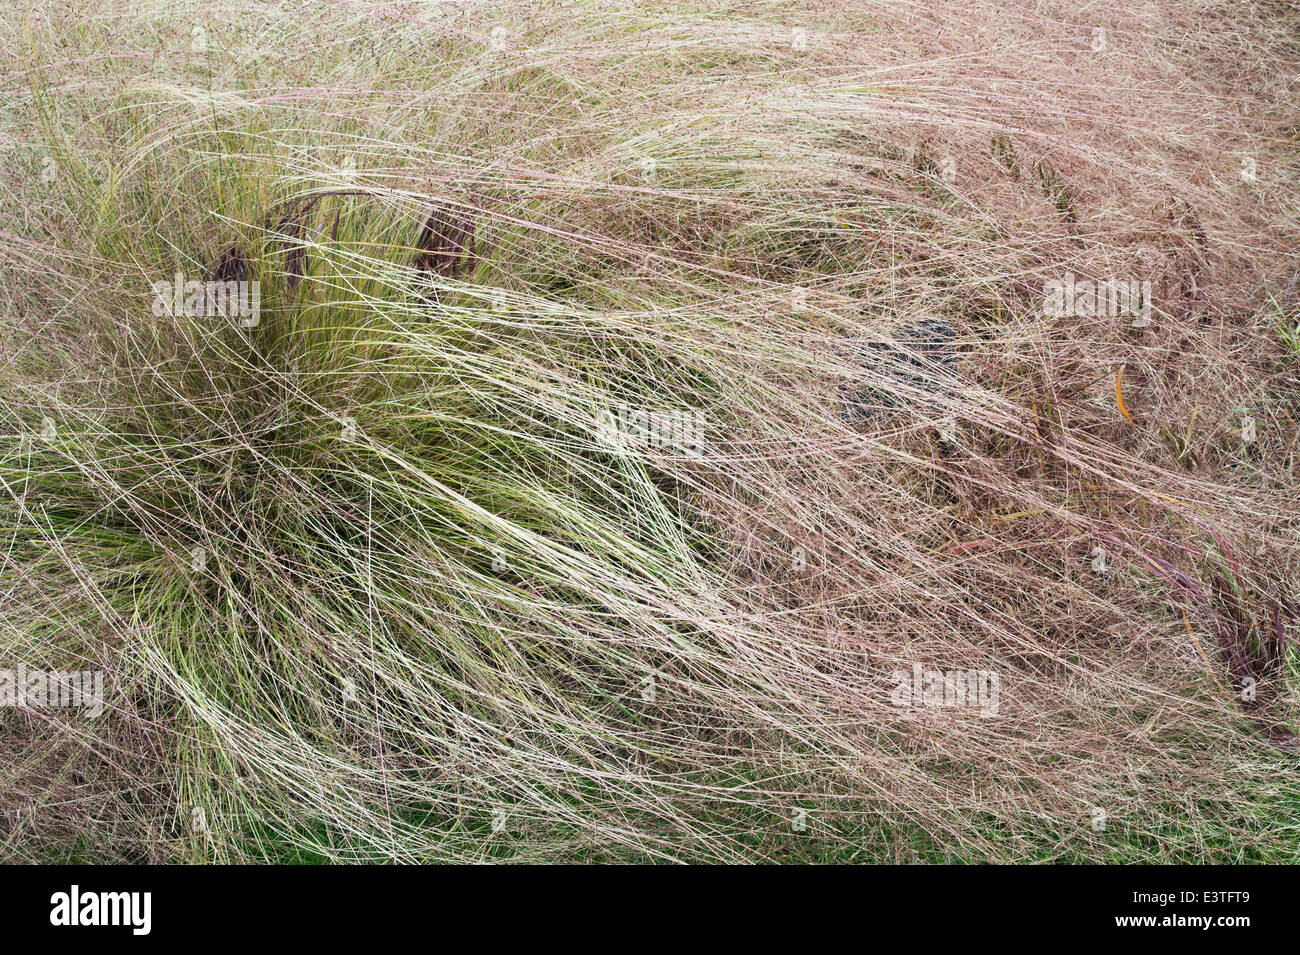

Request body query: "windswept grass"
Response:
[1, 0, 1298, 863]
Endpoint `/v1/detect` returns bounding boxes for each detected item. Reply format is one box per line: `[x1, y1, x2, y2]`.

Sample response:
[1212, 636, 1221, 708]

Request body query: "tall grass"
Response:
[1, 0, 1298, 862]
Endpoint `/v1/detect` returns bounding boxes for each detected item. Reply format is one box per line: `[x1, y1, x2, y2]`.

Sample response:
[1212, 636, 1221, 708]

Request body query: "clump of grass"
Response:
[1, 0, 1299, 863]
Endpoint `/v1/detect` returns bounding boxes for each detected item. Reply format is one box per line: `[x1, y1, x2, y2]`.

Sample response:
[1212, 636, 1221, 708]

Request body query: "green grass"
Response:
[2, 0, 1299, 864]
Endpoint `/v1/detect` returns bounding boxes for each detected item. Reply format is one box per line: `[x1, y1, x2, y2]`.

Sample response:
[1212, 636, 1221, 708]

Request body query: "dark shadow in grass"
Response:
[840, 318, 957, 424]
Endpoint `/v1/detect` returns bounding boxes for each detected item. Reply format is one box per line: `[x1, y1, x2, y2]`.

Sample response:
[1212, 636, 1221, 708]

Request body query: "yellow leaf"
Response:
[1115, 365, 1133, 423]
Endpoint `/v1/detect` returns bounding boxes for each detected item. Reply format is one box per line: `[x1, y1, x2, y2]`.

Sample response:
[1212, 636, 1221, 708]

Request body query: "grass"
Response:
[1, 0, 1298, 864]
